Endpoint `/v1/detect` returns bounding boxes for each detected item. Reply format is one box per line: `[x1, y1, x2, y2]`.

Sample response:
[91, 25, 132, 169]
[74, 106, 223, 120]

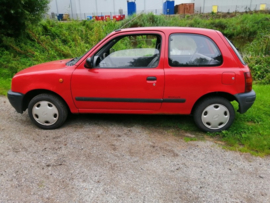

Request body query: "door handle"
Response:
[147, 76, 157, 81]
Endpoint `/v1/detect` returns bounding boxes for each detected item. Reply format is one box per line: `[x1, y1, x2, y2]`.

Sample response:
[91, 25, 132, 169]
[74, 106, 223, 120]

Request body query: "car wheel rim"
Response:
[32, 101, 59, 126]
[201, 104, 230, 130]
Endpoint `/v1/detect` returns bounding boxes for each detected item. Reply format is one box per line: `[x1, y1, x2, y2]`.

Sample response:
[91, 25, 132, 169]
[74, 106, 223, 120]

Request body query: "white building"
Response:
[47, 0, 269, 19]
[194, 0, 269, 13]
[48, 0, 194, 19]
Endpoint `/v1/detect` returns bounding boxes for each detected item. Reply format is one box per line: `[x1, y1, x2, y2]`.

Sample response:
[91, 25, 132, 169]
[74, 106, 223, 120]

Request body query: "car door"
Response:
[71, 32, 165, 111]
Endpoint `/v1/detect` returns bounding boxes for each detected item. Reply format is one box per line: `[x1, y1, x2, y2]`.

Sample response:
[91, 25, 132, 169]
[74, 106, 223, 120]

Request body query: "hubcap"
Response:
[201, 104, 230, 130]
[32, 101, 59, 126]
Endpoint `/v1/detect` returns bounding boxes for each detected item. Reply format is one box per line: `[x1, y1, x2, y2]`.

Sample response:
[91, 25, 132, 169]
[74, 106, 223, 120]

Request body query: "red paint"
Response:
[104, 15, 111, 20]
[113, 15, 121, 21]
[95, 16, 104, 21]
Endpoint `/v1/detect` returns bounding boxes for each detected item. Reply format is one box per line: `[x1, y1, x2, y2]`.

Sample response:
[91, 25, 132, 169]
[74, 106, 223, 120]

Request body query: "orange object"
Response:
[174, 3, 194, 14]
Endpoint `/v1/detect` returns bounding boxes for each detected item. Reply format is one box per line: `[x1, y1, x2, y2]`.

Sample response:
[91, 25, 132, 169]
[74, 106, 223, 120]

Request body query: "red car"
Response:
[8, 27, 256, 132]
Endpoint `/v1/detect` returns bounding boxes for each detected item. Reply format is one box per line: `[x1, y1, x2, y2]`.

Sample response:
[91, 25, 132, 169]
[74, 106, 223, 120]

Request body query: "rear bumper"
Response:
[234, 90, 256, 114]
[7, 90, 25, 114]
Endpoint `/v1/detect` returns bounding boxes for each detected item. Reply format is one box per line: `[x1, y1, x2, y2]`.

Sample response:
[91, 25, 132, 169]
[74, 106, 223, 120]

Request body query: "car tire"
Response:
[193, 97, 235, 132]
[28, 93, 68, 129]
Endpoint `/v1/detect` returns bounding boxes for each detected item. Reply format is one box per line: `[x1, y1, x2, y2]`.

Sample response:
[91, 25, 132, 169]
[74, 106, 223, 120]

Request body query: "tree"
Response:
[0, 0, 49, 37]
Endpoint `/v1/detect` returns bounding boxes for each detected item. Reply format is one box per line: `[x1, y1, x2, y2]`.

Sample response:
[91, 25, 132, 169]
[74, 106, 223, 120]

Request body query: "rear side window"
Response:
[226, 37, 246, 65]
[169, 34, 222, 67]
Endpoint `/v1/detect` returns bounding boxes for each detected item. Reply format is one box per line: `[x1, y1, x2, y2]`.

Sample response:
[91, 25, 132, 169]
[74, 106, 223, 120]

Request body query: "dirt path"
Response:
[0, 96, 269, 203]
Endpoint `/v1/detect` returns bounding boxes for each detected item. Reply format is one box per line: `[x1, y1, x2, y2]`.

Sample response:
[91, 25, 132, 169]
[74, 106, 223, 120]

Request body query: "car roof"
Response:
[114, 26, 219, 34]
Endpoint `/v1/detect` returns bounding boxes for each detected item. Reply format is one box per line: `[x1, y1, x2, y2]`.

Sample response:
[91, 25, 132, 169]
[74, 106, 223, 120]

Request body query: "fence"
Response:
[194, 3, 270, 14]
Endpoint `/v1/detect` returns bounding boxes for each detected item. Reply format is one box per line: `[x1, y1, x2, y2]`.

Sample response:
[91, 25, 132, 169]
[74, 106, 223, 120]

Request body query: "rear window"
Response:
[226, 38, 246, 65]
[169, 33, 223, 67]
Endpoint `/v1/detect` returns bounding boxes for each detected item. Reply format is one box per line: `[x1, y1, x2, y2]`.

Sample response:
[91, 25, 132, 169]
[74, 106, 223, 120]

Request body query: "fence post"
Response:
[55, 0, 59, 15]
[203, 0, 205, 13]
[95, 0, 98, 15]
[70, 0, 74, 19]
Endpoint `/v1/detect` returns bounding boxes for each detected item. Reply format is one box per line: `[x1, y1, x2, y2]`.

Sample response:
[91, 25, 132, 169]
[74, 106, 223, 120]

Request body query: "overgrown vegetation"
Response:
[1, 13, 269, 85]
[0, 12, 270, 155]
[0, 0, 49, 37]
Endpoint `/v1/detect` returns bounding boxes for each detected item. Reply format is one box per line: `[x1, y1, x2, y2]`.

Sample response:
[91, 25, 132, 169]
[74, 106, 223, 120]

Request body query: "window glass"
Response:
[169, 34, 222, 67]
[226, 37, 246, 65]
[95, 34, 161, 68]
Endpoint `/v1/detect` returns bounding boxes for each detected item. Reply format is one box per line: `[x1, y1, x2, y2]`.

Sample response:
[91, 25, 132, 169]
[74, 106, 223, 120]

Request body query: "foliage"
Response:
[0, 13, 270, 155]
[0, 13, 269, 83]
[0, 0, 49, 37]
[244, 56, 270, 84]
[217, 85, 270, 156]
[125, 85, 270, 156]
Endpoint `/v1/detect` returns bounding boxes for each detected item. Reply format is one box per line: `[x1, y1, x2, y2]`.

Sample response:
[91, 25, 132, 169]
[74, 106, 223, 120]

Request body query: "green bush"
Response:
[0, 12, 269, 89]
[1, 13, 270, 155]
[0, 0, 49, 37]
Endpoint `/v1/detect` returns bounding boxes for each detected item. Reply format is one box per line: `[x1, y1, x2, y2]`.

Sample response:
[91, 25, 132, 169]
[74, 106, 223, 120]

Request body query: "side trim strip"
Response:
[75, 97, 186, 103]
[163, 99, 186, 103]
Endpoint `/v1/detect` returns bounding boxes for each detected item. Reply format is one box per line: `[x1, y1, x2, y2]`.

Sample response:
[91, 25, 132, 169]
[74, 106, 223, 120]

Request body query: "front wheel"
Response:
[28, 93, 68, 129]
[193, 97, 235, 132]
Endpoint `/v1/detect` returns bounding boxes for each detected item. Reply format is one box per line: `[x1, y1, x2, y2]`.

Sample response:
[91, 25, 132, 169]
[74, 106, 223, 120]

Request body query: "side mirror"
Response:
[84, 57, 93, 69]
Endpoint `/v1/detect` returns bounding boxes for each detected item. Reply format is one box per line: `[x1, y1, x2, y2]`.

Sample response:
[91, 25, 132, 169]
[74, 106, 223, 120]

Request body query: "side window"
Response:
[95, 34, 161, 68]
[169, 34, 222, 67]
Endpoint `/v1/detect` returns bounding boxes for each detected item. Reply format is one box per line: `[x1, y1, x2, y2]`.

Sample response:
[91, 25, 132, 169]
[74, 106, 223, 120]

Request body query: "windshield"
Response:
[66, 50, 89, 66]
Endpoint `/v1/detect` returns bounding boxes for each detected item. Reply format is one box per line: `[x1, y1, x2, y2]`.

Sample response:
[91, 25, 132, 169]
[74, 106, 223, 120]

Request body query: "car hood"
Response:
[16, 59, 71, 75]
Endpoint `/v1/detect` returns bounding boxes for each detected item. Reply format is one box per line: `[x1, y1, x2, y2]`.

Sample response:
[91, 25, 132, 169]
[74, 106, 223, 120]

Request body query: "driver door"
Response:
[71, 32, 165, 111]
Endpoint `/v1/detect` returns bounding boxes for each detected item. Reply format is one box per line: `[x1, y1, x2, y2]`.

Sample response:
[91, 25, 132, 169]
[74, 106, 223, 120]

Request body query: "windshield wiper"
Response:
[66, 57, 79, 66]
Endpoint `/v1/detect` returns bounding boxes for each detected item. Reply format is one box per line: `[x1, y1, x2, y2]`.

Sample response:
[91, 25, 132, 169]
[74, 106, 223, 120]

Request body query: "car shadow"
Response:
[65, 113, 199, 132]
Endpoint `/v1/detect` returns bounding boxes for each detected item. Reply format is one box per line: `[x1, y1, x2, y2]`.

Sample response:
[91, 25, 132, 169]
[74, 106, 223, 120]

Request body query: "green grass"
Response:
[89, 85, 270, 156]
[0, 78, 11, 95]
[184, 137, 198, 142]
[156, 84, 270, 156]
[1, 78, 269, 155]
[0, 13, 270, 155]
[217, 85, 270, 156]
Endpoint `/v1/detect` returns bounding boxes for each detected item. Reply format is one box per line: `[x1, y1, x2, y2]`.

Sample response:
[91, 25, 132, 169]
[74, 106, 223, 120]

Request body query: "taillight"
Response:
[244, 72, 253, 92]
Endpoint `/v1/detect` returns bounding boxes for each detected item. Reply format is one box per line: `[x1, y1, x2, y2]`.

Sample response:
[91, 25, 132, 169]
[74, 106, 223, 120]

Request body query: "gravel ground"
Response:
[0, 96, 270, 203]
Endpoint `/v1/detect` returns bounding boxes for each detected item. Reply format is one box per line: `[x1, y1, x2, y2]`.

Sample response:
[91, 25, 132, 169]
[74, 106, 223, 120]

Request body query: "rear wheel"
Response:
[28, 94, 68, 129]
[193, 97, 235, 132]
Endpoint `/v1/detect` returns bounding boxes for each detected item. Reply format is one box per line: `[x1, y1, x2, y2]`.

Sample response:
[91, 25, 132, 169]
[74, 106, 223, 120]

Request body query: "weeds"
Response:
[0, 13, 270, 155]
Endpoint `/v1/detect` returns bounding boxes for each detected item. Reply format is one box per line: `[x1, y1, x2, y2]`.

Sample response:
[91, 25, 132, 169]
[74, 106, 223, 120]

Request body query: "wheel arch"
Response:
[191, 92, 237, 115]
[22, 89, 70, 113]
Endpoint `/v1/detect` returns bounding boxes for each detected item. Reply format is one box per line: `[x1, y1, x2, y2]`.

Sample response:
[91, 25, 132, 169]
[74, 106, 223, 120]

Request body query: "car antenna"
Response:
[116, 11, 144, 31]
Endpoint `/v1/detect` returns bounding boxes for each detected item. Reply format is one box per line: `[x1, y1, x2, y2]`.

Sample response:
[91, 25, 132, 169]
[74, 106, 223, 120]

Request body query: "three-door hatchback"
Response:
[8, 27, 256, 132]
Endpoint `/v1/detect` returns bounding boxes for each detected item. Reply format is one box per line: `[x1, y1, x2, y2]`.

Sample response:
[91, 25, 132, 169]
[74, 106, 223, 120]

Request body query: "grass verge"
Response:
[0, 83, 269, 155]
[0, 13, 269, 155]
[0, 78, 11, 96]
[218, 85, 270, 156]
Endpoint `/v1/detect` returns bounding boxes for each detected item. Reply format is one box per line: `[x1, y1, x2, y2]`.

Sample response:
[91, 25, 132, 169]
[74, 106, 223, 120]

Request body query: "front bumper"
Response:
[234, 90, 256, 114]
[7, 90, 25, 114]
